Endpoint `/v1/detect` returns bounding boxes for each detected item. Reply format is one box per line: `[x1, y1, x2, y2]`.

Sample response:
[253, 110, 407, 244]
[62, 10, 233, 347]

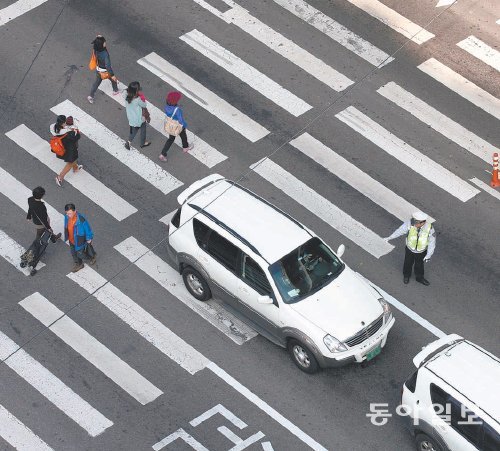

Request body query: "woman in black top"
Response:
[26, 186, 61, 241]
[51, 115, 82, 187]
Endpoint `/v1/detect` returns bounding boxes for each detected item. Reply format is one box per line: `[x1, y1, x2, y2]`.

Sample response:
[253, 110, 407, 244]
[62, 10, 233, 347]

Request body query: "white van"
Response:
[401, 334, 500, 450]
[167, 174, 395, 373]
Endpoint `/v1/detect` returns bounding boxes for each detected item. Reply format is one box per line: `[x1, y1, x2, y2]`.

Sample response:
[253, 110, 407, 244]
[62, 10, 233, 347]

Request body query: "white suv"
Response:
[167, 174, 395, 373]
[401, 334, 500, 451]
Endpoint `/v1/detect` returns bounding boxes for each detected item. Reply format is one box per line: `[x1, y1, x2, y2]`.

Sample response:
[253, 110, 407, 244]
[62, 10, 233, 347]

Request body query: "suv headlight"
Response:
[378, 297, 392, 322]
[324, 335, 348, 353]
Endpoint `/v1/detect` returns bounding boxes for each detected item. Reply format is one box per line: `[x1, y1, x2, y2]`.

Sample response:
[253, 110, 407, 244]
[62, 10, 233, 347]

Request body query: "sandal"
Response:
[140, 141, 151, 148]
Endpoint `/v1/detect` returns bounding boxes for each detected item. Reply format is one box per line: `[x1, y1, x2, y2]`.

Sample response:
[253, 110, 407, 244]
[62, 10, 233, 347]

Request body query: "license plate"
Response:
[365, 345, 381, 361]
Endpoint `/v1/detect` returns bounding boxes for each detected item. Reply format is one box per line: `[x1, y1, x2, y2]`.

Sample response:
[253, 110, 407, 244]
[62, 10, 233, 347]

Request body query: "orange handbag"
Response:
[88, 51, 97, 71]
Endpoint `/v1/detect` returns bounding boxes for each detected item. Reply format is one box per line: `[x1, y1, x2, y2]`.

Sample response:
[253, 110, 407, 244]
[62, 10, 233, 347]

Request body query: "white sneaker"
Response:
[55, 176, 62, 187]
[183, 144, 194, 153]
[87, 96, 94, 104]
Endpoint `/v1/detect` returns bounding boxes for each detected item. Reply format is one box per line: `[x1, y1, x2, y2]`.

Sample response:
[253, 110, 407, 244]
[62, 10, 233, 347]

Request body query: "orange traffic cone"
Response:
[491, 153, 500, 188]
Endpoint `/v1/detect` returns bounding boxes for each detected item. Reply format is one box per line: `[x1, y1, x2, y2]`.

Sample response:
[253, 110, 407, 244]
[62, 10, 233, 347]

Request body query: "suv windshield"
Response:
[269, 237, 344, 304]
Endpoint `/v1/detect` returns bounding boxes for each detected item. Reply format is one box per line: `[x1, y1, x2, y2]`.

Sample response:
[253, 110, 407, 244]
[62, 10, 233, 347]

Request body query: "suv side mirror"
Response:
[258, 295, 274, 304]
[336, 244, 345, 258]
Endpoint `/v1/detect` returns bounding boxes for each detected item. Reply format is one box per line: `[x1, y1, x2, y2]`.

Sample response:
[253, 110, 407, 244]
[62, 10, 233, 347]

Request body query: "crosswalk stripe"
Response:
[159, 210, 176, 225]
[249, 158, 394, 258]
[418, 58, 500, 121]
[67, 266, 210, 375]
[5, 124, 138, 221]
[180, 29, 313, 116]
[377, 82, 498, 164]
[470, 177, 500, 202]
[19, 292, 163, 405]
[289, 133, 435, 223]
[191, 0, 353, 91]
[113, 236, 257, 345]
[272, 0, 394, 67]
[0, 166, 64, 237]
[0, 229, 45, 275]
[457, 35, 500, 72]
[335, 106, 480, 202]
[138, 53, 269, 142]
[346, 0, 434, 44]
[99, 81, 227, 168]
[0, 404, 54, 451]
[0, 0, 48, 27]
[50, 100, 183, 195]
[0, 330, 113, 436]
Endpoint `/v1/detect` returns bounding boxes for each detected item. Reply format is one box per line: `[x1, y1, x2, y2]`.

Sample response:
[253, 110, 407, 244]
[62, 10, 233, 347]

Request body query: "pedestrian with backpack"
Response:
[124, 81, 151, 150]
[50, 115, 82, 187]
[64, 203, 96, 272]
[159, 91, 193, 162]
[87, 35, 120, 104]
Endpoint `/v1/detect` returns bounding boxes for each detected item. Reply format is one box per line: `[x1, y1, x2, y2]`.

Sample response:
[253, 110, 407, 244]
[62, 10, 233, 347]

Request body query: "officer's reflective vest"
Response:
[406, 223, 432, 252]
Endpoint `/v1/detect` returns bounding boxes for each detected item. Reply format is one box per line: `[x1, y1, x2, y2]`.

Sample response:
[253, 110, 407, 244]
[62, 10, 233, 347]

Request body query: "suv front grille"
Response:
[345, 315, 384, 348]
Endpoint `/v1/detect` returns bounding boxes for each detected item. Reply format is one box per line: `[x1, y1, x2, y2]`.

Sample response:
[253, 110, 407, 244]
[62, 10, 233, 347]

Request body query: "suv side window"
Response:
[483, 423, 500, 451]
[404, 370, 418, 393]
[193, 218, 210, 247]
[430, 383, 447, 412]
[448, 397, 483, 447]
[241, 254, 272, 296]
[205, 230, 240, 272]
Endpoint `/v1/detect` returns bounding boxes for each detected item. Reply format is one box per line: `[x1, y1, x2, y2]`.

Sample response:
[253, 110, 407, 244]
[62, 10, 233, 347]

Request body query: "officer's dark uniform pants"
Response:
[403, 247, 427, 279]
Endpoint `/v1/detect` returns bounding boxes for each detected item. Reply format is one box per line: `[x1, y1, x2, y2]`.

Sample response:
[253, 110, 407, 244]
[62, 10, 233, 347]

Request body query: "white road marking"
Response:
[50, 100, 183, 195]
[218, 426, 265, 448]
[99, 81, 227, 168]
[0, 330, 113, 436]
[0, 0, 48, 26]
[138, 53, 269, 142]
[357, 274, 446, 338]
[290, 133, 435, 223]
[5, 124, 137, 221]
[272, 0, 394, 67]
[190, 404, 247, 428]
[0, 404, 54, 451]
[346, 0, 434, 44]
[377, 82, 497, 164]
[250, 158, 394, 258]
[470, 177, 500, 202]
[67, 266, 210, 375]
[0, 166, 64, 237]
[335, 106, 480, 202]
[180, 29, 312, 116]
[207, 362, 327, 451]
[191, 0, 353, 91]
[113, 236, 257, 345]
[457, 35, 500, 72]
[19, 292, 163, 405]
[153, 429, 209, 451]
[418, 58, 500, 120]
[0, 229, 45, 275]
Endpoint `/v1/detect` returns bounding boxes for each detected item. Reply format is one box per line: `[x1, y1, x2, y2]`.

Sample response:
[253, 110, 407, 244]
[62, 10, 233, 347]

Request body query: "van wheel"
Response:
[182, 267, 211, 302]
[415, 433, 442, 451]
[287, 339, 319, 374]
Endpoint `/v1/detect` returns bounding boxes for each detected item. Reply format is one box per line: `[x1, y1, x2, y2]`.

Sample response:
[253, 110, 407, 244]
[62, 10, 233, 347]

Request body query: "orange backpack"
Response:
[50, 134, 67, 157]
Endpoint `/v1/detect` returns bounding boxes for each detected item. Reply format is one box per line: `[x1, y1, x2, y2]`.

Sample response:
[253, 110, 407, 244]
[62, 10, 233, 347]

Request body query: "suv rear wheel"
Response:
[182, 267, 211, 302]
[415, 433, 443, 451]
[287, 339, 319, 374]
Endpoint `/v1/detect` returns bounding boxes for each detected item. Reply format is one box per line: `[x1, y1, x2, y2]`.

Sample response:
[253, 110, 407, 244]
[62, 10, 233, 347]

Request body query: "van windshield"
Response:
[269, 238, 344, 304]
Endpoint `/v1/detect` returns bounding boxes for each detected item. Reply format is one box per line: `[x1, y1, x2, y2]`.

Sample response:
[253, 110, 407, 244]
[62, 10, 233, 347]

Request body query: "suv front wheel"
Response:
[182, 267, 212, 302]
[287, 339, 319, 374]
[415, 433, 443, 451]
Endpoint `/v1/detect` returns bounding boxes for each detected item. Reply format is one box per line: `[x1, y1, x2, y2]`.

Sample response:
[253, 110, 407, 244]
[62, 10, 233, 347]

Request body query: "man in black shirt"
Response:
[26, 186, 61, 242]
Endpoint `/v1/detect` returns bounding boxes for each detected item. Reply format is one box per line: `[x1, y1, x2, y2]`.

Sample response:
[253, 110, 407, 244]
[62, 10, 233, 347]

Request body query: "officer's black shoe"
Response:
[403, 277, 410, 284]
[416, 278, 430, 286]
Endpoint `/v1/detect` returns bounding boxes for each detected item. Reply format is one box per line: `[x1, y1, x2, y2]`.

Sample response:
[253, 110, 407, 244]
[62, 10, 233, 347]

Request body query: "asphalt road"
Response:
[0, 0, 499, 450]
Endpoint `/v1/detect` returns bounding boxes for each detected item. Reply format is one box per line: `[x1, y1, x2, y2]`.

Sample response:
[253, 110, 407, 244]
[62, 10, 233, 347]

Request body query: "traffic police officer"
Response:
[385, 211, 436, 286]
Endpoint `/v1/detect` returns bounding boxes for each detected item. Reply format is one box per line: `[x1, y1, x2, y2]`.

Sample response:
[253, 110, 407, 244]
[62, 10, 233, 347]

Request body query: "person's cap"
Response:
[166, 91, 182, 104]
[412, 211, 428, 222]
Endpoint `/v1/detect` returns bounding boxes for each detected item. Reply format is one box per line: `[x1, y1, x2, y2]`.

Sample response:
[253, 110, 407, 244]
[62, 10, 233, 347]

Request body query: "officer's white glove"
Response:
[383, 237, 391, 242]
[424, 258, 430, 263]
